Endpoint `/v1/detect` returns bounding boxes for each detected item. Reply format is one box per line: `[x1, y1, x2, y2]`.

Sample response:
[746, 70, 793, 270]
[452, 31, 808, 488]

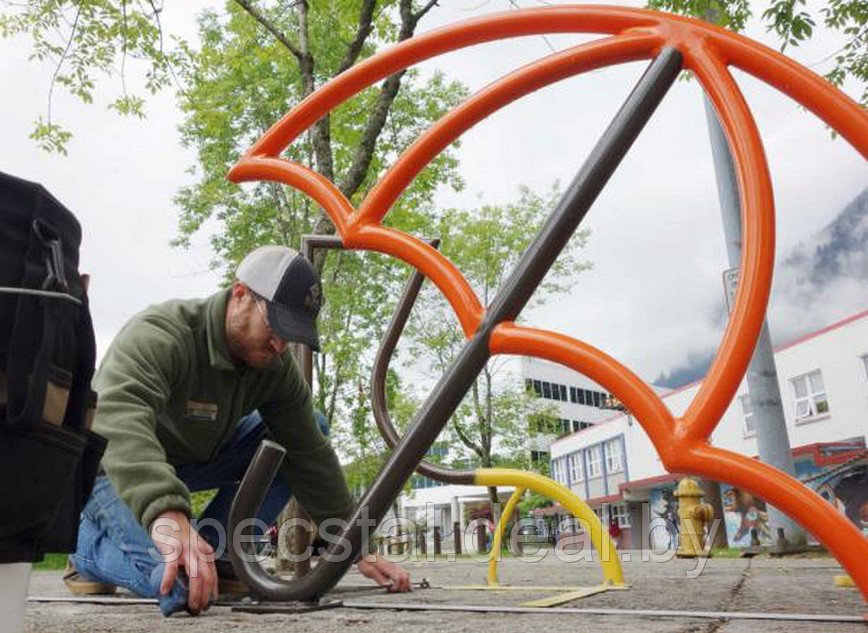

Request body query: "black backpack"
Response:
[0, 171, 106, 563]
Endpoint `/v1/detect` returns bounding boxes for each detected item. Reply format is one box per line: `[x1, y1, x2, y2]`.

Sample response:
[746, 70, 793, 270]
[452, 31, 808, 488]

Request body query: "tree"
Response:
[165, 1, 468, 486]
[7, 0, 466, 446]
[340, 368, 419, 499]
[404, 184, 591, 517]
[1, 2, 474, 550]
[646, 0, 867, 104]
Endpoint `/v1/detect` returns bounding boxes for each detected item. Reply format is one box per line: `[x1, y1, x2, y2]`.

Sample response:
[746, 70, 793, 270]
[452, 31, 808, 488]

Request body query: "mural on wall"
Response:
[721, 484, 773, 547]
[720, 451, 866, 548]
[649, 486, 679, 551]
[804, 460, 867, 535]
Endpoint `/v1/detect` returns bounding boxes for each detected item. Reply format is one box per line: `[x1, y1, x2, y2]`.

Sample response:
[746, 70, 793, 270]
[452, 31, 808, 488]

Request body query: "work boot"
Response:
[63, 559, 117, 596]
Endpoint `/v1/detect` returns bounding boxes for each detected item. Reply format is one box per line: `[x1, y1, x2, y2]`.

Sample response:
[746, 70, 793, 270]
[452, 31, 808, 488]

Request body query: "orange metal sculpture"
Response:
[228, 6, 868, 599]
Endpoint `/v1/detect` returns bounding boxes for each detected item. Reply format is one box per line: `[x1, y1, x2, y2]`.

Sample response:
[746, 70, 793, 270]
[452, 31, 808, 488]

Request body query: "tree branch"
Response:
[333, 0, 437, 201]
[413, 0, 439, 22]
[335, 0, 377, 75]
[146, 0, 189, 98]
[294, 0, 336, 201]
[232, 0, 302, 59]
[453, 417, 484, 459]
[47, 2, 83, 126]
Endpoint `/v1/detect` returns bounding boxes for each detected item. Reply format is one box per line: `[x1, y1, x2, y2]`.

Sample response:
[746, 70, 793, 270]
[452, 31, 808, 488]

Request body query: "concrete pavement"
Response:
[24, 552, 866, 632]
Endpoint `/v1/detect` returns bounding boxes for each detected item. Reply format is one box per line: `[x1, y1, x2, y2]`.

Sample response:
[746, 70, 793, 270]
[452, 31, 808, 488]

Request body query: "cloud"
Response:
[769, 188, 868, 345]
[654, 188, 868, 389]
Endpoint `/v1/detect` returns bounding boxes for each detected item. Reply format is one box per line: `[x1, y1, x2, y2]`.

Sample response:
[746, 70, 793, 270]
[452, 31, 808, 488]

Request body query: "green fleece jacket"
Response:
[92, 289, 354, 531]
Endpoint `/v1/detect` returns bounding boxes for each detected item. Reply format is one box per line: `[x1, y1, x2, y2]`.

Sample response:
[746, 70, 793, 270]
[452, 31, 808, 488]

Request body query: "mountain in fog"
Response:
[655, 188, 868, 390]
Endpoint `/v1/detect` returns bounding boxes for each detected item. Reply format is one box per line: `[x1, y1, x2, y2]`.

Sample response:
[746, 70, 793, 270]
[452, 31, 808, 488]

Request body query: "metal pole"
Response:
[703, 97, 806, 547]
[476, 523, 487, 555]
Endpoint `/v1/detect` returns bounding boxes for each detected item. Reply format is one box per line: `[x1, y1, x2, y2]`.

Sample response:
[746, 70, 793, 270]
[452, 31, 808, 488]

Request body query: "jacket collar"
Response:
[206, 289, 238, 371]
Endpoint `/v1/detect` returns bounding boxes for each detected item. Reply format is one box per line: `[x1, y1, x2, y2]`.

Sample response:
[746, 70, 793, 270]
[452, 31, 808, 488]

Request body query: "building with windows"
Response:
[520, 356, 635, 470]
[548, 309, 868, 549]
[398, 357, 625, 543]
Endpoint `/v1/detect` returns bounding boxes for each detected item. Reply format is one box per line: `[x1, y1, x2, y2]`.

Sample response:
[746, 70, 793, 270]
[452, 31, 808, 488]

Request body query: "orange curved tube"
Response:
[229, 155, 353, 236]
[229, 5, 868, 599]
[674, 443, 868, 582]
[676, 43, 776, 443]
[345, 224, 484, 337]
[356, 31, 661, 226]
[490, 323, 677, 462]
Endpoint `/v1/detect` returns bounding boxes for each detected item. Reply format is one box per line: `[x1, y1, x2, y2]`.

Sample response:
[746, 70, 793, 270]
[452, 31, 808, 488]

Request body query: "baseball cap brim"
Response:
[266, 301, 321, 352]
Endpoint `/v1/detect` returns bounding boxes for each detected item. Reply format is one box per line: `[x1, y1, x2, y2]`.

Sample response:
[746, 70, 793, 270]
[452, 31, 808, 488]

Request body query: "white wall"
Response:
[401, 483, 516, 509]
[552, 311, 868, 484]
[521, 357, 614, 423]
[773, 313, 868, 446]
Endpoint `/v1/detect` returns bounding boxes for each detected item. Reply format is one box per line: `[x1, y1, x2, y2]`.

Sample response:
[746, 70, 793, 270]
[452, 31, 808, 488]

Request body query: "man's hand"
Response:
[356, 554, 411, 592]
[150, 510, 218, 613]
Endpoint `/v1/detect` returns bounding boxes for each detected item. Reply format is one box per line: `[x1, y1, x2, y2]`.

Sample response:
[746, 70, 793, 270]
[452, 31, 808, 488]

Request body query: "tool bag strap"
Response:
[62, 288, 96, 432]
[4, 213, 72, 430]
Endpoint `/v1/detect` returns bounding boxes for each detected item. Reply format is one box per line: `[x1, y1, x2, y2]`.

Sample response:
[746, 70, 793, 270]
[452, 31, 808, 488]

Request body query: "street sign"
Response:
[723, 268, 740, 315]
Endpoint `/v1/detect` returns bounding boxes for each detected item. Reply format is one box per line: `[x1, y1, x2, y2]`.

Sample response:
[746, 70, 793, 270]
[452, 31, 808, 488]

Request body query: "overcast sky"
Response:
[1, 0, 865, 389]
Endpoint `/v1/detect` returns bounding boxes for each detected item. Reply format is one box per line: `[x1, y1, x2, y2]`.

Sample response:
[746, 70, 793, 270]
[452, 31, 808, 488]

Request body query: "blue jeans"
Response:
[71, 410, 328, 597]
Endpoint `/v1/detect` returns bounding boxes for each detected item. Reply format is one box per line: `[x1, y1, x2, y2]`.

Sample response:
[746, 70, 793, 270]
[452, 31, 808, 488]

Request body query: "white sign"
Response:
[723, 268, 740, 315]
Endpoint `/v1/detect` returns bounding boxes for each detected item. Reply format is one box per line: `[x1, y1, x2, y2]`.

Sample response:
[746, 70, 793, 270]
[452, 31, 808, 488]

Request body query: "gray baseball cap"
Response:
[236, 246, 323, 351]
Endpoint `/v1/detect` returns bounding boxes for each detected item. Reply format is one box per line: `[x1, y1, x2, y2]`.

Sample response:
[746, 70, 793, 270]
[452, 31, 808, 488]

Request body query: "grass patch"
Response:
[710, 547, 745, 558]
[191, 489, 217, 516]
[33, 553, 68, 571]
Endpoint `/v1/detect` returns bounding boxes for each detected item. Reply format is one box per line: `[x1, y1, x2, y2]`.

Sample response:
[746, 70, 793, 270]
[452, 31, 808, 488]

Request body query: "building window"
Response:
[586, 446, 602, 478]
[611, 503, 631, 527]
[739, 394, 755, 437]
[570, 386, 578, 403]
[568, 453, 583, 482]
[592, 391, 601, 407]
[572, 419, 590, 432]
[791, 369, 829, 421]
[604, 439, 623, 473]
[559, 384, 568, 401]
[553, 458, 567, 484]
[530, 450, 549, 463]
[542, 381, 552, 399]
[532, 380, 542, 397]
[577, 389, 586, 405]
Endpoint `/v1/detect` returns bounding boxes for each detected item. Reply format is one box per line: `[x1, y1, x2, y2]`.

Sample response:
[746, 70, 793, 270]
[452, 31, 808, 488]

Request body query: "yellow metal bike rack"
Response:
[475, 468, 627, 606]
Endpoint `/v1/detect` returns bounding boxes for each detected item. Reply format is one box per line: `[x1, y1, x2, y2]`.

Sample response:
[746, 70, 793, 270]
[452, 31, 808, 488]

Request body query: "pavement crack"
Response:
[697, 557, 753, 633]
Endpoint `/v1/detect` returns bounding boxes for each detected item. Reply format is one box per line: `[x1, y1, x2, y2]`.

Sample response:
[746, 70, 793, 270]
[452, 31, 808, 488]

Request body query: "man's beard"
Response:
[226, 312, 279, 369]
[243, 346, 280, 369]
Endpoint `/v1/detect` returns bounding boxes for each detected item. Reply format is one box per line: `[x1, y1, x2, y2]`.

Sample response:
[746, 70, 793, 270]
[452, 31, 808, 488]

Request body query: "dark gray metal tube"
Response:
[299, 235, 344, 385]
[228, 48, 683, 601]
[483, 47, 683, 326]
[369, 239, 476, 485]
[227, 439, 301, 600]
